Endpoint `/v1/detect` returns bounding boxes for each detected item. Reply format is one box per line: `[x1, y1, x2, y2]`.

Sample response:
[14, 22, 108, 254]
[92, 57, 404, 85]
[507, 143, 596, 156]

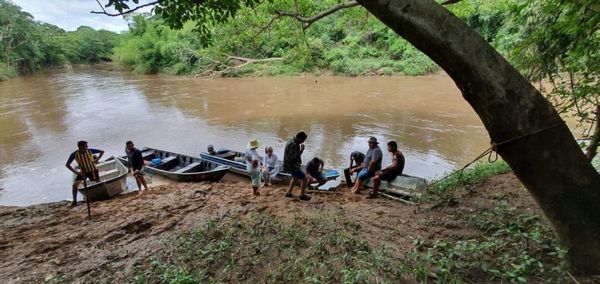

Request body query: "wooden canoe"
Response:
[77, 158, 127, 201]
[117, 147, 229, 182]
[199, 148, 340, 183]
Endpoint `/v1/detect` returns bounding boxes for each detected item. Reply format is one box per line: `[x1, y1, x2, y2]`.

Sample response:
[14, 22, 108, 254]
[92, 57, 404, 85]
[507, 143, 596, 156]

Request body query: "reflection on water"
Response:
[0, 65, 491, 205]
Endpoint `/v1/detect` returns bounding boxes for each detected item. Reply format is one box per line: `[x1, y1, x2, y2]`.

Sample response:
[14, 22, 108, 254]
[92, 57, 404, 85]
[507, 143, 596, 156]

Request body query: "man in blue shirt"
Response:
[350, 137, 383, 194]
[65, 141, 104, 206]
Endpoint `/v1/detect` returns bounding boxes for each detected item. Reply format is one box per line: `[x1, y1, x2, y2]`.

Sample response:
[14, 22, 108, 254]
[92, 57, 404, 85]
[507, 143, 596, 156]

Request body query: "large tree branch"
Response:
[91, 0, 162, 16]
[440, 0, 463, 5]
[193, 54, 283, 78]
[275, 1, 360, 30]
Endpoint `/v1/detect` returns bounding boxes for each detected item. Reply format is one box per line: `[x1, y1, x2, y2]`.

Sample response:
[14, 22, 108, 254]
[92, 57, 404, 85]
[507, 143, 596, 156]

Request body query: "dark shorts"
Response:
[357, 168, 375, 181]
[379, 169, 400, 182]
[75, 169, 99, 181]
[290, 170, 306, 179]
[309, 171, 326, 181]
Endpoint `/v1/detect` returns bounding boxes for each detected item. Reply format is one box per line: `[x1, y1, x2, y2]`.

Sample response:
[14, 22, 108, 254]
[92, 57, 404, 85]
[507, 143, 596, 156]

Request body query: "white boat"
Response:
[77, 158, 128, 201]
[363, 174, 427, 198]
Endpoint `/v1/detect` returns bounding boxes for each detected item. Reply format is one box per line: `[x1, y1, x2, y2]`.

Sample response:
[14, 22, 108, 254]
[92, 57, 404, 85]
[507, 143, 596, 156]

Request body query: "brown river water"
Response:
[0, 65, 493, 205]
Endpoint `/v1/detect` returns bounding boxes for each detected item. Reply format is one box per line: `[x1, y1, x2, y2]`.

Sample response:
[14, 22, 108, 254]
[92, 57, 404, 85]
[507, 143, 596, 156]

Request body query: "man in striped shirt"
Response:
[65, 141, 104, 206]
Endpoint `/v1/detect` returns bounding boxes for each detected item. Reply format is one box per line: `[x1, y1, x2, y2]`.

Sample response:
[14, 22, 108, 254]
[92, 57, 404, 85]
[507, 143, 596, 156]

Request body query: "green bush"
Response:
[0, 63, 17, 81]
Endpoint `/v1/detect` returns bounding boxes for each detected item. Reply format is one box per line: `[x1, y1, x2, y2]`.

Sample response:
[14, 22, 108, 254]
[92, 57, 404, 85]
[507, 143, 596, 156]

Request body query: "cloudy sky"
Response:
[12, 0, 154, 32]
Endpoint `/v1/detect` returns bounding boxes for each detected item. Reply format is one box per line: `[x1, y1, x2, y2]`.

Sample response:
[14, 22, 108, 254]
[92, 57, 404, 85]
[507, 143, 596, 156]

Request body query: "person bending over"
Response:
[306, 157, 326, 190]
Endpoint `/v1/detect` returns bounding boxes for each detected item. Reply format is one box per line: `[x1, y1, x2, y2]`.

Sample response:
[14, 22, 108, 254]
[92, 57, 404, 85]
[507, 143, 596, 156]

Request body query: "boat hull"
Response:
[363, 174, 427, 198]
[118, 148, 229, 183]
[78, 158, 127, 202]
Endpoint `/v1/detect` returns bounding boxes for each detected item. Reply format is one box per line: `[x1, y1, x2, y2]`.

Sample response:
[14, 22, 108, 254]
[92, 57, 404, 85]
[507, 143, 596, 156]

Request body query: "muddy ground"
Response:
[0, 173, 562, 283]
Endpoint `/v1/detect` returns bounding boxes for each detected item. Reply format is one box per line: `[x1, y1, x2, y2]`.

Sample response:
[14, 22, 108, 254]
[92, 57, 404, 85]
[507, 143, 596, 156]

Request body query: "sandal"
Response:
[285, 193, 294, 198]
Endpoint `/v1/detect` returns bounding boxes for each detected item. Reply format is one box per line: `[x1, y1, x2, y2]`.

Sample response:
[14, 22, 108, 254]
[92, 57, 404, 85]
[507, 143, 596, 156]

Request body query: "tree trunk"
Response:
[585, 106, 599, 162]
[356, 0, 600, 274]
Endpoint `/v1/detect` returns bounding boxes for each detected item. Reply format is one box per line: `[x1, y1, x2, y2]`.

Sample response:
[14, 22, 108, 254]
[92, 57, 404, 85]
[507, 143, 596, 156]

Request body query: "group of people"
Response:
[65, 140, 149, 206]
[243, 131, 327, 200]
[344, 137, 405, 198]
[243, 131, 405, 200]
[65, 132, 405, 206]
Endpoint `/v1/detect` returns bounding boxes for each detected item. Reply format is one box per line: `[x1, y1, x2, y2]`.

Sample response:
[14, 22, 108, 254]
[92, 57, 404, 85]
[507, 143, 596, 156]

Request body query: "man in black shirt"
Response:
[126, 141, 149, 194]
[343, 151, 365, 187]
[306, 157, 327, 190]
[283, 131, 310, 201]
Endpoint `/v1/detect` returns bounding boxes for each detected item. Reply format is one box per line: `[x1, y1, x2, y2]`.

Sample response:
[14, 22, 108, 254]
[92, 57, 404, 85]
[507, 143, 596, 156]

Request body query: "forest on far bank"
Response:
[0, 0, 119, 80]
[112, 0, 513, 77]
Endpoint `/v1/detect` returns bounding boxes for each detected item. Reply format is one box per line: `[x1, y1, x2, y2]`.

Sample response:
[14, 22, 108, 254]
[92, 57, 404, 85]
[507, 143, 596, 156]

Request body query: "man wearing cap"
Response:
[283, 131, 311, 201]
[343, 151, 365, 187]
[65, 141, 104, 206]
[350, 137, 383, 194]
[246, 139, 262, 196]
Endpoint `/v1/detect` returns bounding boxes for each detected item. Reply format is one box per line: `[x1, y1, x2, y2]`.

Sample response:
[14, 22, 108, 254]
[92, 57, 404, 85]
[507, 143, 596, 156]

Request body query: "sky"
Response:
[11, 0, 154, 32]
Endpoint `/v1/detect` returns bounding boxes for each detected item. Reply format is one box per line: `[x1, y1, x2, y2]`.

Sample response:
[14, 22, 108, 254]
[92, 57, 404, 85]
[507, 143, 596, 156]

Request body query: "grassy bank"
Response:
[129, 163, 571, 283]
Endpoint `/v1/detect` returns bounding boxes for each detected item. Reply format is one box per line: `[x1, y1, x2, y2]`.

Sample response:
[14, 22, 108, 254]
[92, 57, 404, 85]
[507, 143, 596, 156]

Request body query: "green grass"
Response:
[423, 161, 511, 202]
[404, 200, 568, 283]
[132, 212, 407, 283]
[131, 206, 569, 283]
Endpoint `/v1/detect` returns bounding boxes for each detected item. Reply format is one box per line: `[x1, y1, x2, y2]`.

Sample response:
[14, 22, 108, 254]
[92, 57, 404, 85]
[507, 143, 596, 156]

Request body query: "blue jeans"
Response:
[357, 168, 375, 181]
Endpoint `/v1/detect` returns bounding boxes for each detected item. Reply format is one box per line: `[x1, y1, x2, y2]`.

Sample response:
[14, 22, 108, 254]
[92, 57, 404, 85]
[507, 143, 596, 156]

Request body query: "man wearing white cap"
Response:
[246, 139, 262, 196]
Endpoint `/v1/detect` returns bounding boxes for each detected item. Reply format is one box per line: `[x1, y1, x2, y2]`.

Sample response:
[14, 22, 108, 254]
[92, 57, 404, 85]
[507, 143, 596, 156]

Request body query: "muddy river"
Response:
[0, 65, 493, 205]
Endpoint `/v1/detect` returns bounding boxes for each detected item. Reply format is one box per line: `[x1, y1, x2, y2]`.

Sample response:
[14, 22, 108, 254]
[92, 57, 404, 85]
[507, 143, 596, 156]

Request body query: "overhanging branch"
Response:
[275, 1, 360, 30]
[91, 0, 162, 16]
[440, 0, 464, 5]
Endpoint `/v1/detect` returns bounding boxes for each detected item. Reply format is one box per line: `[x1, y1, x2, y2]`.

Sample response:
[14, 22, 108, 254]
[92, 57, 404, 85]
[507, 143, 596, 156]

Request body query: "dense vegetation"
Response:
[113, 0, 514, 77]
[0, 0, 119, 80]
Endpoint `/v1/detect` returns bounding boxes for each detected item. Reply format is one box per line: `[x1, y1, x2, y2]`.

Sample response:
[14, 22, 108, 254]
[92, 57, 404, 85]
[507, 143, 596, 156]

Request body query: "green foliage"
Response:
[499, 0, 600, 159]
[0, 0, 119, 79]
[112, 1, 440, 76]
[405, 201, 568, 283]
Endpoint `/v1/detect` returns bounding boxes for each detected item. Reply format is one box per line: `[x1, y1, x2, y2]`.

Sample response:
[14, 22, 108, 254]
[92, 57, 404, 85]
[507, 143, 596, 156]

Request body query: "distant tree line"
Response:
[0, 0, 119, 80]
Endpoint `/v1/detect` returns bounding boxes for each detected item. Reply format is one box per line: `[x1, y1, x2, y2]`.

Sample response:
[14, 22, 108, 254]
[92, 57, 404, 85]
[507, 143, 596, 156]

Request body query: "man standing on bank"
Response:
[350, 137, 383, 194]
[65, 141, 104, 206]
[246, 139, 262, 196]
[126, 141, 149, 194]
[369, 141, 405, 198]
[306, 157, 327, 190]
[343, 151, 365, 187]
[283, 131, 311, 201]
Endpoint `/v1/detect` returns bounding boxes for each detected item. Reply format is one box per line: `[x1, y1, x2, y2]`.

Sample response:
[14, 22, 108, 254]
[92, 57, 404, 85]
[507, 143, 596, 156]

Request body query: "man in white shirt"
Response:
[245, 139, 262, 196]
[262, 146, 280, 186]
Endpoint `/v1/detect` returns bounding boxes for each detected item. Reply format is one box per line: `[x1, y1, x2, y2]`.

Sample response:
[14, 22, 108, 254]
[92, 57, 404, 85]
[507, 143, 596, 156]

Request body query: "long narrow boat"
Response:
[117, 147, 229, 182]
[363, 174, 427, 198]
[199, 148, 340, 183]
[77, 158, 128, 201]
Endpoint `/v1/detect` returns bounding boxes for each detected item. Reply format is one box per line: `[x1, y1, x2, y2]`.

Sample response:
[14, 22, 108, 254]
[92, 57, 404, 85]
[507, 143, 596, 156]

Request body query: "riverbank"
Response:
[1, 171, 586, 283]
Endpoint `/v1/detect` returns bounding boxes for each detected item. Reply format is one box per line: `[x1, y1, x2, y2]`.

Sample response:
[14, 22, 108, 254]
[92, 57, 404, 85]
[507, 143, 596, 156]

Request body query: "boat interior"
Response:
[142, 149, 222, 173]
